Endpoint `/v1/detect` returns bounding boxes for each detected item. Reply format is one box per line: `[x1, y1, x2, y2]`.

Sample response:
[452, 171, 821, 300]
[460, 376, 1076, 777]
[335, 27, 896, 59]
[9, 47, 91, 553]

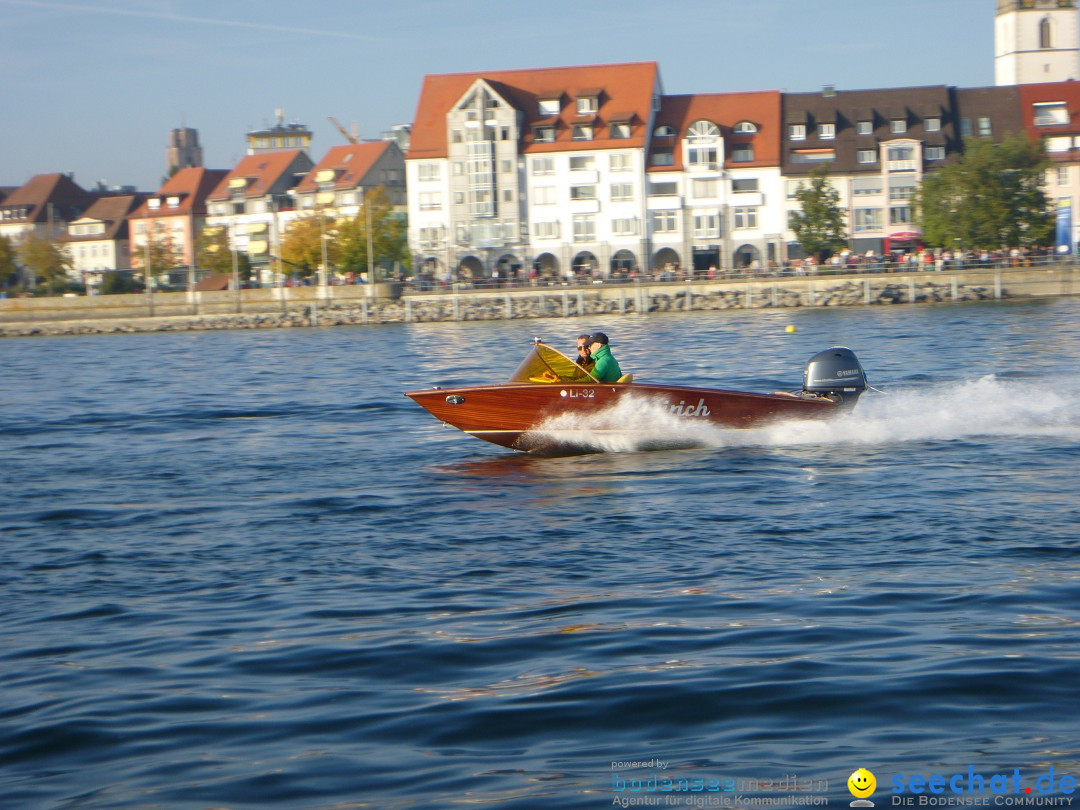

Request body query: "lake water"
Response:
[2, 299, 1079, 809]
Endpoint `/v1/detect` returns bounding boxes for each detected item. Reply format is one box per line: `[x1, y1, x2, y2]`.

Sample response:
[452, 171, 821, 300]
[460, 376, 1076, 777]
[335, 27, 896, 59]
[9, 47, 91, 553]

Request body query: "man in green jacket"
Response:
[586, 332, 622, 382]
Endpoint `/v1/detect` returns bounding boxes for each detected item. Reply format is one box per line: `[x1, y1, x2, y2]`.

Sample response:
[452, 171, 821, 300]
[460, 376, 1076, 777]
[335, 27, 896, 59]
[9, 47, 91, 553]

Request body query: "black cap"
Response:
[588, 332, 609, 345]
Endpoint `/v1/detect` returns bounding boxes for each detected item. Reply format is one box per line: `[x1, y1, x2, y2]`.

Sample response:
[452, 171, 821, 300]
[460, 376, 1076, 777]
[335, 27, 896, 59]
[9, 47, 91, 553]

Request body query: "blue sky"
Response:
[2, 0, 1012, 190]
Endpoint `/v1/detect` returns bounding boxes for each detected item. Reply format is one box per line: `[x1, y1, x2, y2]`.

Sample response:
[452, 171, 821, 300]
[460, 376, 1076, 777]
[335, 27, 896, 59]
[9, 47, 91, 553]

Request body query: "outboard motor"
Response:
[802, 347, 868, 410]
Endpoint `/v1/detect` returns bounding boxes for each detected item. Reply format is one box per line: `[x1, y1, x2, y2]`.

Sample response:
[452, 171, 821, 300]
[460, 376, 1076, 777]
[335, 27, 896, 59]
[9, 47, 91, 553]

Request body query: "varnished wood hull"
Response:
[404, 382, 837, 452]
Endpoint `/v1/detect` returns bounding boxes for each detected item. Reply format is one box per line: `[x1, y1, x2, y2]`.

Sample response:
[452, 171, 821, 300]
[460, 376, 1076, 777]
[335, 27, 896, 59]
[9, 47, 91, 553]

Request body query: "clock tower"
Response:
[995, 0, 1080, 85]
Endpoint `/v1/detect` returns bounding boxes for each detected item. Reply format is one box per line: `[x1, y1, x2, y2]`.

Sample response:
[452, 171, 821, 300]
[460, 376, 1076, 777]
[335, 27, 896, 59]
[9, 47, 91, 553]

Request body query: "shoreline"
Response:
[2, 266, 1077, 338]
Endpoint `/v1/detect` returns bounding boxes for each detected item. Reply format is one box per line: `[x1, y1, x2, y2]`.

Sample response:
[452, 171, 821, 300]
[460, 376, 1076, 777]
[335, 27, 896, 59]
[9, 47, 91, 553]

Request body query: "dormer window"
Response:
[166, 196, 180, 208]
[819, 123, 835, 140]
[572, 124, 593, 141]
[790, 124, 806, 140]
[654, 125, 677, 137]
[148, 198, 161, 209]
[577, 96, 598, 114]
[538, 98, 560, 116]
[733, 121, 758, 134]
[534, 125, 555, 143]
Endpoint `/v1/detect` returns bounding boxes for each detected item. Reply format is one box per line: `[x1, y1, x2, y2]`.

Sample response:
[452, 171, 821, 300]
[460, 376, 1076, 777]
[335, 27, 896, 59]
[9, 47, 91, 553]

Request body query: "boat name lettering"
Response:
[669, 398, 712, 417]
[569, 388, 595, 399]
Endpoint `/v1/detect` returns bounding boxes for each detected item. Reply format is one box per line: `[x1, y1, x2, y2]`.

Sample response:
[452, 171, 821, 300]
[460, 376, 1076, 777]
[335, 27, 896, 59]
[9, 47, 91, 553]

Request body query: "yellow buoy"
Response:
[785, 325, 797, 333]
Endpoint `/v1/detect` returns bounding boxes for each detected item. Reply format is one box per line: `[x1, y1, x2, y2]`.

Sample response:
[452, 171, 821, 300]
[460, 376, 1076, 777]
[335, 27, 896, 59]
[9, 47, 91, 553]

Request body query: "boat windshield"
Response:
[508, 343, 598, 384]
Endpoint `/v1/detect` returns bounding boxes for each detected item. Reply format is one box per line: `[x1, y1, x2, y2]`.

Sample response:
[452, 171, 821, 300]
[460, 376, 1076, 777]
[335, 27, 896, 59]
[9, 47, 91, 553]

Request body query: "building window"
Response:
[570, 155, 595, 171]
[651, 211, 678, 233]
[534, 126, 555, 143]
[925, 117, 941, 132]
[688, 146, 718, 168]
[790, 124, 806, 140]
[978, 117, 992, 137]
[652, 148, 674, 166]
[693, 213, 720, 238]
[572, 124, 593, 141]
[534, 221, 559, 238]
[857, 120, 873, 135]
[960, 118, 973, 137]
[733, 121, 758, 134]
[853, 208, 883, 232]
[734, 207, 758, 229]
[454, 192, 465, 205]
[612, 217, 638, 236]
[890, 206, 913, 225]
[577, 96, 598, 114]
[418, 163, 441, 181]
[570, 185, 596, 200]
[858, 149, 878, 164]
[853, 177, 883, 196]
[1057, 166, 1070, 185]
[654, 125, 677, 137]
[891, 119, 907, 134]
[418, 192, 442, 211]
[791, 149, 835, 163]
[539, 98, 560, 116]
[1040, 17, 1053, 49]
[610, 153, 632, 171]
[532, 157, 554, 175]
[503, 189, 514, 203]
[888, 146, 915, 162]
[534, 186, 555, 205]
[1034, 102, 1069, 126]
[692, 178, 718, 198]
[926, 146, 946, 161]
[610, 182, 633, 201]
[648, 180, 678, 196]
[889, 178, 916, 200]
[732, 178, 759, 192]
[610, 122, 631, 139]
[819, 123, 835, 140]
[573, 215, 596, 242]
[501, 160, 513, 174]
[731, 145, 754, 162]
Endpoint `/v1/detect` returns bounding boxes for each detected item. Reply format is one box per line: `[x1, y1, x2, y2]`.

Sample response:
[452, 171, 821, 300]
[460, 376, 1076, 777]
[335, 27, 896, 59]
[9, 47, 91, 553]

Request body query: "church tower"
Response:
[996, 0, 1080, 85]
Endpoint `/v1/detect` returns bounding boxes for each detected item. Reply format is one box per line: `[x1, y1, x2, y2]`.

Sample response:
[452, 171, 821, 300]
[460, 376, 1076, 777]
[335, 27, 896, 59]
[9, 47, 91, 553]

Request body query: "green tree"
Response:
[196, 225, 250, 277]
[789, 164, 849, 262]
[337, 186, 409, 279]
[918, 133, 1053, 249]
[19, 235, 73, 295]
[0, 234, 18, 288]
[133, 222, 182, 286]
[281, 213, 338, 279]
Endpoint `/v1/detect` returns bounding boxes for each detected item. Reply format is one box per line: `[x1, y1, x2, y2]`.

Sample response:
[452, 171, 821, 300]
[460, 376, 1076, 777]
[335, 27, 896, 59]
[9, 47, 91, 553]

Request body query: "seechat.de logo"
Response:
[849, 768, 878, 807]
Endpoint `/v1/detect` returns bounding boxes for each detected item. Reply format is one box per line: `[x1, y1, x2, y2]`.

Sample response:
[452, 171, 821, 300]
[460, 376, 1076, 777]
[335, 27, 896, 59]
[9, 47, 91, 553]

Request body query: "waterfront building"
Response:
[407, 62, 661, 282]
[59, 194, 145, 284]
[167, 128, 203, 175]
[1018, 80, 1080, 249]
[996, 0, 1080, 86]
[0, 173, 94, 245]
[206, 149, 314, 282]
[246, 109, 312, 155]
[129, 167, 229, 270]
[291, 141, 407, 219]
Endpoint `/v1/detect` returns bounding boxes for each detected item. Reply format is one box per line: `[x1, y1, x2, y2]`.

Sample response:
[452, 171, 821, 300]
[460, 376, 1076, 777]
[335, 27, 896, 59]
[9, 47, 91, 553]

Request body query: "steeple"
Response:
[995, 0, 1080, 85]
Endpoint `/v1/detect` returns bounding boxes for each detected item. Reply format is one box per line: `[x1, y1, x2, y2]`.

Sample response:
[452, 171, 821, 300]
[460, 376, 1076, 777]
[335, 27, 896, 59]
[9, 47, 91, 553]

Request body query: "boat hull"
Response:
[404, 382, 836, 451]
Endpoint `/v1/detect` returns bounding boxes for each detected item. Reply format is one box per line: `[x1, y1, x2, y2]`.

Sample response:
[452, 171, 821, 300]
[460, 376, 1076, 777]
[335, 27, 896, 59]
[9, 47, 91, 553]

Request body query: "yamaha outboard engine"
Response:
[802, 347, 868, 410]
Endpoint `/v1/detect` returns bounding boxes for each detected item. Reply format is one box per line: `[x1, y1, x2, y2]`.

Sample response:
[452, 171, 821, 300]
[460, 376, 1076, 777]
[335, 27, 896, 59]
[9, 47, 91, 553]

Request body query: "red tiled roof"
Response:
[407, 61, 660, 159]
[131, 167, 229, 218]
[294, 141, 394, 193]
[648, 91, 782, 171]
[208, 150, 312, 202]
[0, 173, 94, 222]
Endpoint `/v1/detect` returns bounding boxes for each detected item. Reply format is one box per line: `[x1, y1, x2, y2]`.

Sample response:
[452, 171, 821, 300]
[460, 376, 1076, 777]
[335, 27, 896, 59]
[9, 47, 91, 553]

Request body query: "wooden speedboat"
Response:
[404, 340, 868, 452]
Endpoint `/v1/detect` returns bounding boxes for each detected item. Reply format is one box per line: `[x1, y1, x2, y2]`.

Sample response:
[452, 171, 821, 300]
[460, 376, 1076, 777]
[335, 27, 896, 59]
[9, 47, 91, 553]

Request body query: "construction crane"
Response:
[328, 116, 359, 144]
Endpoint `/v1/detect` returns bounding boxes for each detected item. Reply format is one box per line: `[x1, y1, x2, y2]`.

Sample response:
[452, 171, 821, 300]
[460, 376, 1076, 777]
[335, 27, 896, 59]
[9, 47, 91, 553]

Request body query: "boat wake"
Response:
[524, 375, 1080, 454]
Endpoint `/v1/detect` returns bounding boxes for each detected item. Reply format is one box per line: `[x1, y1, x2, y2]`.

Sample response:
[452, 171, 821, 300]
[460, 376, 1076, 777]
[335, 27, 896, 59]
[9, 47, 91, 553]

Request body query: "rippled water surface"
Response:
[2, 300, 1079, 809]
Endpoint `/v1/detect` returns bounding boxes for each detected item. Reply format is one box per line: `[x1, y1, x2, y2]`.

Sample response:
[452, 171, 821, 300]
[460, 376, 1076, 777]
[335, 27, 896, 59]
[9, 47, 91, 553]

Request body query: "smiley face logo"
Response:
[848, 768, 877, 799]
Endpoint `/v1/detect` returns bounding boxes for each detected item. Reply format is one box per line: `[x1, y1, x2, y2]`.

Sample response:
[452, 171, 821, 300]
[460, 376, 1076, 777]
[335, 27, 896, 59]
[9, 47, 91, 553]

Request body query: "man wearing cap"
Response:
[586, 332, 622, 382]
